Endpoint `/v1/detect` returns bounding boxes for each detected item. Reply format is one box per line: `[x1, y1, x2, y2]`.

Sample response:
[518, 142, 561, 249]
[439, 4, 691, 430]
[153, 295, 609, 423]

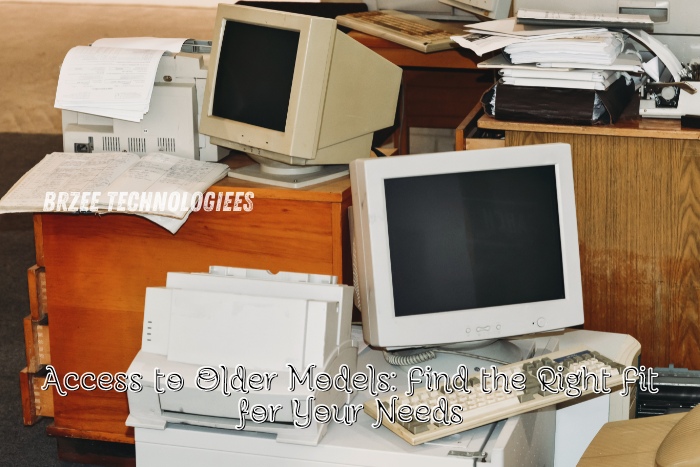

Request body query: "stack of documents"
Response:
[504, 31, 625, 67]
[54, 38, 188, 122]
[449, 12, 650, 124]
[500, 68, 621, 91]
[479, 51, 644, 91]
[451, 17, 609, 57]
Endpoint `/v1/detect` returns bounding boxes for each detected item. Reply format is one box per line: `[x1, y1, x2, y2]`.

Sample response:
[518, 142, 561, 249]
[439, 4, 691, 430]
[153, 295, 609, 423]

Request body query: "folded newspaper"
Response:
[0, 152, 229, 233]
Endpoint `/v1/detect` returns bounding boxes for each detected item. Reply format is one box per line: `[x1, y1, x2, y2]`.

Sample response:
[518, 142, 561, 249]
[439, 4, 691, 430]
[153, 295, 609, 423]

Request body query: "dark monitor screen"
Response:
[384, 166, 566, 317]
[212, 20, 300, 132]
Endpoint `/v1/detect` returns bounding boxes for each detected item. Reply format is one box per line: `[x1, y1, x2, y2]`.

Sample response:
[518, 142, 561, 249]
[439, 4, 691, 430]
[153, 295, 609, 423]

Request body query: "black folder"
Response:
[481, 76, 635, 126]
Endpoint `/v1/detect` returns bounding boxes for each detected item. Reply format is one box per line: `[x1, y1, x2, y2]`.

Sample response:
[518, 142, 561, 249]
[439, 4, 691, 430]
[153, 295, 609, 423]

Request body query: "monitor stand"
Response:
[228, 155, 349, 189]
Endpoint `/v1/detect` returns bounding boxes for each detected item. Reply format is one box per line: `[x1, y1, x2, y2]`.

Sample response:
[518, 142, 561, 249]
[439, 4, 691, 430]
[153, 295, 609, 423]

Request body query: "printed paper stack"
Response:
[450, 12, 650, 124]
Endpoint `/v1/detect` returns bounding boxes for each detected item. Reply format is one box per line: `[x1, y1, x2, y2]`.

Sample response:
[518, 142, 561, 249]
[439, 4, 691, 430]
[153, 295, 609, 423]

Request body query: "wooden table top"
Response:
[478, 97, 700, 140]
[347, 30, 482, 70]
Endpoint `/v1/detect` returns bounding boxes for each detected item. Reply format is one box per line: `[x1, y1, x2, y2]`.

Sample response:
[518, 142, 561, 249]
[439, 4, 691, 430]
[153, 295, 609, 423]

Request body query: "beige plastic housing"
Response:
[199, 4, 402, 167]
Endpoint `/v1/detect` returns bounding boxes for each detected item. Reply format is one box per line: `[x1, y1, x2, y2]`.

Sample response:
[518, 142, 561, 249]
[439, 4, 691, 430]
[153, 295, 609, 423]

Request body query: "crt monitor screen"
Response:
[384, 166, 565, 318]
[212, 21, 299, 133]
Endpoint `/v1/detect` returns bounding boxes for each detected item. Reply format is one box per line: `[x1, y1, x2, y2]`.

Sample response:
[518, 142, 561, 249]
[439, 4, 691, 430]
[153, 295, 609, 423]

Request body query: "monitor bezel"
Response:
[199, 5, 335, 162]
[351, 144, 584, 348]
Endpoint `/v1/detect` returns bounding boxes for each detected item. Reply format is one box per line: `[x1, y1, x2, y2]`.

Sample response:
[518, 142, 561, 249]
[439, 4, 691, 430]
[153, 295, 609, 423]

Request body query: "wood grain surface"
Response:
[486, 126, 700, 370]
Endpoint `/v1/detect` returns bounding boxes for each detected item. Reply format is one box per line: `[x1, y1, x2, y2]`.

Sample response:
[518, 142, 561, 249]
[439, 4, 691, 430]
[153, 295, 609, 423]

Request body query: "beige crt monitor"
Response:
[199, 5, 402, 188]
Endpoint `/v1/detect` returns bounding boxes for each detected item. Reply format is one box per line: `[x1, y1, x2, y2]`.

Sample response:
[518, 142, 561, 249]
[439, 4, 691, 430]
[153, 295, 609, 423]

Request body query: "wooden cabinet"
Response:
[477, 114, 700, 371]
[34, 164, 351, 444]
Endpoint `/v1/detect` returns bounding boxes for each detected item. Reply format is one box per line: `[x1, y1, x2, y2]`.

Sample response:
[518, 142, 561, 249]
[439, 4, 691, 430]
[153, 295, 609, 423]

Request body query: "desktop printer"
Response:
[126, 266, 359, 446]
[62, 40, 225, 162]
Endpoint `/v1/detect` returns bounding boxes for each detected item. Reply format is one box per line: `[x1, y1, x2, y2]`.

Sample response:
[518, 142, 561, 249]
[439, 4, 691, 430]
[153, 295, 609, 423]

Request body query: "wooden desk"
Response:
[26, 156, 351, 449]
[348, 31, 495, 153]
[476, 114, 700, 370]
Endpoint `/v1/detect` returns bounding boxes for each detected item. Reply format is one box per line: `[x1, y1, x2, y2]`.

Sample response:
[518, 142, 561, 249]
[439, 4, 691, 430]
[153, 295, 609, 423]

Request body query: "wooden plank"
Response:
[463, 138, 505, 151]
[33, 214, 44, 267]
[479, 114, 700, 140]
[20, 368, 54, 425]
[456, 102, 485, 151]
[27, 265, 47, 321]
[19, 368, 38, 425]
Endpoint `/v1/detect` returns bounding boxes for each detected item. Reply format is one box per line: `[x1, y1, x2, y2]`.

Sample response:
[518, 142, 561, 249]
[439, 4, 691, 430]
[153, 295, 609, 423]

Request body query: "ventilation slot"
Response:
[158, 137, 176, 154]
[102, 137, 120, 152]
[128, 138, 146, 153]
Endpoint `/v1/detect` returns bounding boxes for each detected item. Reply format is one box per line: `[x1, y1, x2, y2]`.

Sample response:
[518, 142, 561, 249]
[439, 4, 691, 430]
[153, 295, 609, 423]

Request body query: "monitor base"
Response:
[228, 158, 349, 189]
[386, 339, 525, 374]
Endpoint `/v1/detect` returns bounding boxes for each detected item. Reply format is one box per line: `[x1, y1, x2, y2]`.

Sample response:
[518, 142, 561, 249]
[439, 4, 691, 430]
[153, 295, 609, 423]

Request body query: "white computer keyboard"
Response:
[364, 346, 630, 445]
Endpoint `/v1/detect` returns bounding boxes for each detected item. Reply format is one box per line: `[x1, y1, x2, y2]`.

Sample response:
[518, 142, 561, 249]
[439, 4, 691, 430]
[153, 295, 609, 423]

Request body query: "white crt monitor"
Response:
[350, 144, 584, 349]
[199, 5, 402, 188]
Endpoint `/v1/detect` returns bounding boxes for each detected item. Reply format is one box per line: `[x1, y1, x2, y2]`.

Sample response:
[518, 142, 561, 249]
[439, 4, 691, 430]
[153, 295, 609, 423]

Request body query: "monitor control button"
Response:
[465, 327, 471, 334]
[537, 317, 546, 327]
[476, 326, 490, 332]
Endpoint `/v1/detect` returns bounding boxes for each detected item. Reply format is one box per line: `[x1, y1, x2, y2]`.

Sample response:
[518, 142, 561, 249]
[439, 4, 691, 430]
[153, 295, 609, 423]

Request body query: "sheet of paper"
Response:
[501, 68, 617, 82]
[91, 37, 187, 53]
[643, 56, 664, 82]
[0, 152, 228, 233]
[106, 153, 228, 219]
[478, 54, 571, 71]
[624, 29, 684, 82]
[465, 17, 606, 39]
[140, 211, 191, 234]
[54, 46, 163, 122]
[536, 52, 644, 72]
[500, 73, 619, 90]
[451, 34, 524, 56]
[0, 152, 139, 211]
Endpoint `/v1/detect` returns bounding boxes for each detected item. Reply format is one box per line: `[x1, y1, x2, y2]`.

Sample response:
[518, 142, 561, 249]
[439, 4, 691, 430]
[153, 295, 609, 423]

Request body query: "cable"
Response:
[382, 347, 511, 367]
[382, 348, 436, 366]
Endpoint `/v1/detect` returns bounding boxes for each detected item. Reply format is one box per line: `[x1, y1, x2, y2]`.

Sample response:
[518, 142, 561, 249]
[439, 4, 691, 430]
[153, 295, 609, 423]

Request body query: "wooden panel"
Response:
[402, 69, 494, 124]
[463, 138, 505, 151]
[479, 113, 700, 140]
[27, 265, 47, 321]
[399, 69, 494, 153]
[40, 179, 351, 443]
[33, 214, 44, 267]
[347, 31, 483, 70]
[503, 131, 700, 370]
[20, 368, 54, 425]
